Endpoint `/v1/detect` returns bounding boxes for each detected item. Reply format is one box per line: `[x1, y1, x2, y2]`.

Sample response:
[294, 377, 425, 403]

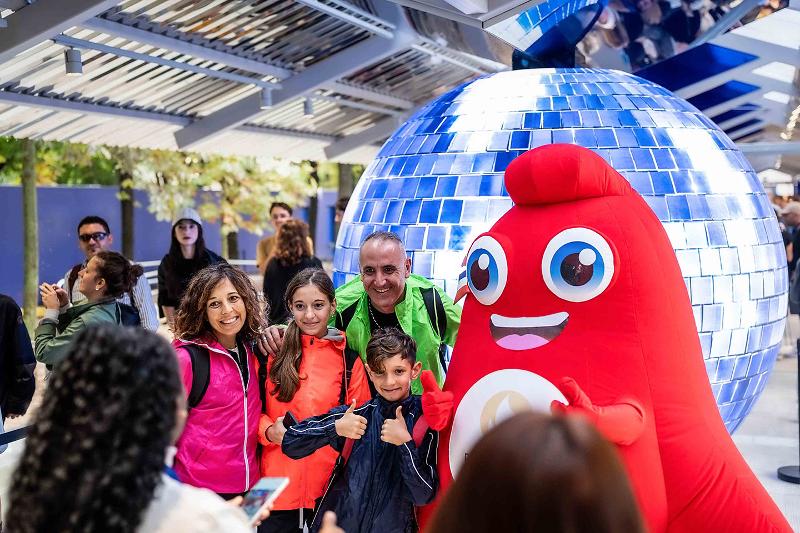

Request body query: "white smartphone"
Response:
[241, 477, 290, 525]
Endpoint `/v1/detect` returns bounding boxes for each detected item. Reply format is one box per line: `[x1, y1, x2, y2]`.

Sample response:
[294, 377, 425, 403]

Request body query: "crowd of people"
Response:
[0, 201, 653, 532]
[577, 0, 788, 70]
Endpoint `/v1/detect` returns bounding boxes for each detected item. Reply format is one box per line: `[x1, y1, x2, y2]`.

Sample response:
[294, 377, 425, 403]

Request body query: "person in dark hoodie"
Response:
[0, 293, 35, 436]
[157, 207, 225, 327]
[282, 328, 453, 533]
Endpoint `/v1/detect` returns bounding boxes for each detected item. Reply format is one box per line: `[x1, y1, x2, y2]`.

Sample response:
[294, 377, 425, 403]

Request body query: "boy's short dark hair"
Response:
[366, 327, 417, 373]
[77, 215, 110, 234]
[270, 202, 293, 215]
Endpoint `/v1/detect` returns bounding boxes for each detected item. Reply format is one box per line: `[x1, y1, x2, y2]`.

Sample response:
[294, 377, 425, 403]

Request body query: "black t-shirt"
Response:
[227, 339, 249, 387]
[367, 300, 401, 332]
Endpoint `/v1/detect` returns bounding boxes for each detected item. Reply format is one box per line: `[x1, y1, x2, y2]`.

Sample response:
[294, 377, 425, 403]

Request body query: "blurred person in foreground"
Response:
[427, 412, 645, 533]
[5, 325, 267, 532]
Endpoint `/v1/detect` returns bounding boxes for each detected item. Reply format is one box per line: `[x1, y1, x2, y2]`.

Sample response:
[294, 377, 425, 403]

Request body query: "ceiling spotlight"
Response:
[64, 48, 82, 77]
[259, 88, 273, 110]
[303, 97, 314, 117]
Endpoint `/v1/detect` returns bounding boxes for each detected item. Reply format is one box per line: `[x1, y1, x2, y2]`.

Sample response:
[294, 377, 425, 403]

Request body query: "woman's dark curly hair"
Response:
[94, 250, 144, 298]
[5, 325, 183, 533]
[273, 219, 311, 266]
[173, 262, 267, 343]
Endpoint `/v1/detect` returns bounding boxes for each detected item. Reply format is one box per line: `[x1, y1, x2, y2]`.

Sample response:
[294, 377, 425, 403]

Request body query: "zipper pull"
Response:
[310, 338, 314, 345]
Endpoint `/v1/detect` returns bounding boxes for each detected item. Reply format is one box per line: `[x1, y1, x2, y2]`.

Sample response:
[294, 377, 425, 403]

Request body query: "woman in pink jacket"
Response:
[171, 263, 267, 498]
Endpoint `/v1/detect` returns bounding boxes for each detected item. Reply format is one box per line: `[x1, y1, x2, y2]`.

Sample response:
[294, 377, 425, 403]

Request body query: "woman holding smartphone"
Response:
[5, 325, 267, 533]
[172, 263, 266, 499]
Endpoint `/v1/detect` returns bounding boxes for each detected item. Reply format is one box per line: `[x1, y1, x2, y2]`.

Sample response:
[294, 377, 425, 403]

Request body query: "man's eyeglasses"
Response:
[78, 232, 108, 243]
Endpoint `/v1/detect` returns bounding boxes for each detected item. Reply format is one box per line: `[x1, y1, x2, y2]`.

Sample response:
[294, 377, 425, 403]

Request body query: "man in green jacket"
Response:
[262, 231, 461, 393]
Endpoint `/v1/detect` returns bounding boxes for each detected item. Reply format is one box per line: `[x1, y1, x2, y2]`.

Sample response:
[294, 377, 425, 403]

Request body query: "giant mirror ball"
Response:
[333, 68, 787, 432]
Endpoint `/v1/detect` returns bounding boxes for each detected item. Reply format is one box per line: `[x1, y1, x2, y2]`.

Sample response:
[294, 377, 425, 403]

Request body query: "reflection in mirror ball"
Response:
[333, 69, 787, 432]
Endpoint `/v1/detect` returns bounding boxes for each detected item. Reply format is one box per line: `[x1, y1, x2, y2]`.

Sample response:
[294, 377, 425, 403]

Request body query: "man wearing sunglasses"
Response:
[62, 216, 159, 331]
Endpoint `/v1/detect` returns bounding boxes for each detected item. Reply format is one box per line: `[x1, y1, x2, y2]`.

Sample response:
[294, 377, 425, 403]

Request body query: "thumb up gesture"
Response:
[380, 406, 412, 446]
[335, 400, 368, 439]
[420, 370, 454, 431]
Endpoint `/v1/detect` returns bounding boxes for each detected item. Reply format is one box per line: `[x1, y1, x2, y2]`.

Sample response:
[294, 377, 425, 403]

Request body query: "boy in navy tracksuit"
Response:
[282, 328, 453, 533]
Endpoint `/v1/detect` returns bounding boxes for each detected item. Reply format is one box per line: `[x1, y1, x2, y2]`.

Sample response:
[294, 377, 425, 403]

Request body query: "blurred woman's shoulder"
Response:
[138, 474, 251, 533]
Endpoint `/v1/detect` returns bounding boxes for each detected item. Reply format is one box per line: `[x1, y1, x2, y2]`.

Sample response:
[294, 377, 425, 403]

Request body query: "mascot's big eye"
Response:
[542, 228, 615, 303]
[466, 235, 508, 306]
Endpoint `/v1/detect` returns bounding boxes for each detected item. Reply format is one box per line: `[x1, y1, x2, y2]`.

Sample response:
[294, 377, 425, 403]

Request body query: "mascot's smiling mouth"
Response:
[490, 312, 569, 351]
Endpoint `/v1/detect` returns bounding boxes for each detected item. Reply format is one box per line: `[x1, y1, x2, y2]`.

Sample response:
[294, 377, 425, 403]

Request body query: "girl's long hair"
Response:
[273, 219, 311, 267]
[5, 325, 183, 533]
[173, 263, 267, 343]
[269, 268, 334, 402]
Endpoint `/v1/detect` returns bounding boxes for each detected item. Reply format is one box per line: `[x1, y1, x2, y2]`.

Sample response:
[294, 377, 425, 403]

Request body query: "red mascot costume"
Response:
[430, 144, 791, 532]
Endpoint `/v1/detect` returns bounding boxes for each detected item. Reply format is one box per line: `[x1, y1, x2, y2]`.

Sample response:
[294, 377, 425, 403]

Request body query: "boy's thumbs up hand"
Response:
[420, 370, 454, 431]
[380, 405, 412, 446]
[335, 400, 368, 439]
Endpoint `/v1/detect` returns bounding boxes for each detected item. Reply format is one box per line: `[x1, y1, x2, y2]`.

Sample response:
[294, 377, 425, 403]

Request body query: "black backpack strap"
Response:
[253, 343, 269, 414]
[67, 264, 82, 302]
[421, 286, 448, 372]
[339, 346, 361, 405]
[184, 344, 210, 409]
[334, 301, 359, 333]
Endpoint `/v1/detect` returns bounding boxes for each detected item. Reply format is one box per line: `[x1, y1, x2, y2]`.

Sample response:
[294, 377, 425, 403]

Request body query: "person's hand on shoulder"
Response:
[335, 400, 367, 439]
[258, 325, 286, 354]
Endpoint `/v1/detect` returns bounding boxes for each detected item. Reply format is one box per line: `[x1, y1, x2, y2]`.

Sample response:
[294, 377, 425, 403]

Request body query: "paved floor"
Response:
[733, 355, 800, 531]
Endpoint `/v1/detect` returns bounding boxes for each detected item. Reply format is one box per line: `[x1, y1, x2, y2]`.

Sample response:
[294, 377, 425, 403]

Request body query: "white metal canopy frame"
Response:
[0, 0, 508, 163]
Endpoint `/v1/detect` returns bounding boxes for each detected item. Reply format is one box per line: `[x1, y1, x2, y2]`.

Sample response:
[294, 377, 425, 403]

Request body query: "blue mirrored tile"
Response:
[455, 175, 481, 197]
[723, 302, 741, 329]
[440, 199, 464, 223]
[360, 202, 375, 222]
[716, 356, 735, 382]
[713, 275, 733, 303]
[488, 198, 513, 219]
[732, 274, 750, 303]
[552, 129, 574, 144]
[542, 112, 561, 128]
[503, 112, 524, 130]
[448, 133, 470, 152]
[412, 251, 433, 277]
[632, 148, 657, 171]
[415, 177, 437, 198]
[700, 248, 722, 276]
[434, 175, 458, 197]
[452, 154, 474, 174]
[416, 155, 437, 175]
[388, 225, 406, 240]
[614, 128, 638, 148]
[666, 196, 702, 219]
[756, 298, 770, 323]
[405, 226, 426, 250]
[691, 276, 713, 304]
[594, 128, 617, 147]
[384, 201, 403, 223]
[479, 174, 504, 196]
[462, 200, 488, 223]
[449, 225, 472, 249]
[472, 153, 496, 173]
[529, 130, 552, 148]
[419, 135, 439, 154]
[494, 151, 518, 172]
[702, 304, 723, 332]
[434, 133, 454, 153]
[749, 272, 765, 299]
[610, 149, 635, 170]
[720, 247, 740, 274]
[651, 172, 674, 194]
[633, 128, 657, 147]
[368, 201, 385, 223]
[627, 172, 653, 194]
[738, 246, 756, 271]
[400, 200, 422, 224]
[644, 195, 669, 221]
[684, 222, 708, 247]
[699, 331, 712, 357]
[523, 112, 542, 129]
[429, 154, 454, 175]
[510, 130, 531, 150]
[426, 225, 447, 250]
[705, 358, 718, 376]
[730, 329, 748, 355]
[686, 195, 710, 220]
[653, 149, 676, 170]
[419, 199, 442, 224]
[706, 221, 727, 246]
[711, 330, 732, 358]
[552, 96, 569, 110]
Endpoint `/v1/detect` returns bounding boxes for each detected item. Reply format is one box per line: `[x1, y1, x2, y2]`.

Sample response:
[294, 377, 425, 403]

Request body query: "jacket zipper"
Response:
[187, 340, 250, 492]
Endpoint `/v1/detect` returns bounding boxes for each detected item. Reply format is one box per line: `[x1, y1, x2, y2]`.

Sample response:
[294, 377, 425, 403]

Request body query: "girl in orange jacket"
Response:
[258, 268, 370, 533]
